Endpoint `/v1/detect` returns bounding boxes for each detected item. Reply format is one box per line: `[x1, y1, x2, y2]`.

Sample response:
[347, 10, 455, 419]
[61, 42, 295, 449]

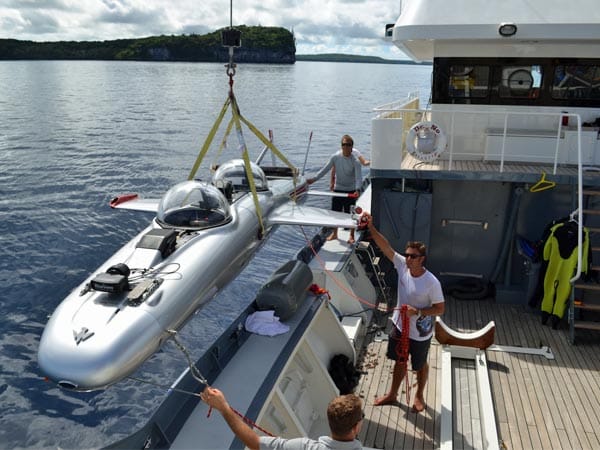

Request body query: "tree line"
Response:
[0, 26, 296, 63]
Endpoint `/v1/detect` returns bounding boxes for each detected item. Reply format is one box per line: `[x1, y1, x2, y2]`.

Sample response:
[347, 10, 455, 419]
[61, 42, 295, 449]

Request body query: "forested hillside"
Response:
[0, 26, 296, 63]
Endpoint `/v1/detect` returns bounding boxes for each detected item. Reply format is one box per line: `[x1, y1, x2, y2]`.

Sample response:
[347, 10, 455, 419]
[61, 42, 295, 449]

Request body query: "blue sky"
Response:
[0, 0, 409, 59]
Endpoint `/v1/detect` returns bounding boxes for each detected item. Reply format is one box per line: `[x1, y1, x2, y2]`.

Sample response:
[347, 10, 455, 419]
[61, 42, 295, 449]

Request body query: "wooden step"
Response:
[583, 189, 600, 196]
[573, 300, 600, 312]
[574, 282, 600, 291]
[573, 321, 600, 331]
[583, 209, 600, 215]
[587, 227, 600, 233]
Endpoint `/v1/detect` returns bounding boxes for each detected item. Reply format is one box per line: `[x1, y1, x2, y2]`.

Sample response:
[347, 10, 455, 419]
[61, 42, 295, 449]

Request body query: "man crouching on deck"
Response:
[364, 213, 445, 412]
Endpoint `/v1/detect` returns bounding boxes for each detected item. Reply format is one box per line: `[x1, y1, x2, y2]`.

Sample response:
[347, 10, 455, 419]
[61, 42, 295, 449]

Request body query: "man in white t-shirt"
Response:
[364, 213, 445, 413]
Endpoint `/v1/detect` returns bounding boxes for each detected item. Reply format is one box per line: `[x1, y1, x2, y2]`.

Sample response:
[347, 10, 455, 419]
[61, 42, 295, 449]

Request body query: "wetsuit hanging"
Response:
[540, 220, 590, 328]
[528, 216, 569, 308]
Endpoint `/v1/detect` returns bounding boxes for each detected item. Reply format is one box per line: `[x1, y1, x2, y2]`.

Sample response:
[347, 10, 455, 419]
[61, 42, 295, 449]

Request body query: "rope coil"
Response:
[395, 305, 411, 404]
[309, 283, 331, 299]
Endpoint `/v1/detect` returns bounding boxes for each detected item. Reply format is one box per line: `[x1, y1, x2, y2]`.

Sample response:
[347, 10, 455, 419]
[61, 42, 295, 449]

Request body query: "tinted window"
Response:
[552, 65, 600, 99]
[448, 65, 490, 98]
[498, 65, 542, 98]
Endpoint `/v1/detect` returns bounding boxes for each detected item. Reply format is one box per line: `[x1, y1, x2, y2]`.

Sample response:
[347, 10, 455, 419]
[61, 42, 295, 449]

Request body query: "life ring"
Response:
[405, 121, 447, 162]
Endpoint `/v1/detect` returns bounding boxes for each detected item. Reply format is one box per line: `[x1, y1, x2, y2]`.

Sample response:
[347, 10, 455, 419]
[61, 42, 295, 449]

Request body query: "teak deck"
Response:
[357, 295, 600, 450]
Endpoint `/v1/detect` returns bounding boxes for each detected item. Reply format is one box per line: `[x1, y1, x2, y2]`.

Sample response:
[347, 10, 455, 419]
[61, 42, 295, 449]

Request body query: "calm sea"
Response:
[0, 60, 431, 448]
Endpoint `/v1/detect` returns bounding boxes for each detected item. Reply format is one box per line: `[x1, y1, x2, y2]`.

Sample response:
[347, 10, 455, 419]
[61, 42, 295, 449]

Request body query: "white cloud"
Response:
[0, 0, 408, 58]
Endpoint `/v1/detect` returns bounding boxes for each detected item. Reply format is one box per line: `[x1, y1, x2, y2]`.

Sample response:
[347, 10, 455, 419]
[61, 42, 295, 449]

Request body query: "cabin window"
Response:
[498, 65, 542, 98]
[552, 65, 600, 100]
[448, 65, 489, 98]
[433, 57, 600, 107]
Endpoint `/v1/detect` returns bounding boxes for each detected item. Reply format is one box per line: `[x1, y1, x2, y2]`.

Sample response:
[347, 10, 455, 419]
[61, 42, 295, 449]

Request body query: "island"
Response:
[0, 25, 296, 63]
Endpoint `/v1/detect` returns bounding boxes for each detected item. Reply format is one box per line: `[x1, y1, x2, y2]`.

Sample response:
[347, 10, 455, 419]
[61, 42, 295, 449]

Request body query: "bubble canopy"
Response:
[213, 159, 268, 192]
[157, 181, 232, 230]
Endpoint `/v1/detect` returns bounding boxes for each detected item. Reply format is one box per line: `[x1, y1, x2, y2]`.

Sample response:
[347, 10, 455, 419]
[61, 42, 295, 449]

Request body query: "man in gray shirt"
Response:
[307, 135, 362, 244]
[200, 386, 364, 449]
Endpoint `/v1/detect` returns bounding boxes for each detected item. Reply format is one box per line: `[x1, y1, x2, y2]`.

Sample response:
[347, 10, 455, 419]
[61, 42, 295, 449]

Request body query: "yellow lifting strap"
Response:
[231, 100, 266, 233]
[236, 110, 297, 175]
[188, 97, 231, 181]
[213, 118, 236, 169]
[187, 90, 300, 237]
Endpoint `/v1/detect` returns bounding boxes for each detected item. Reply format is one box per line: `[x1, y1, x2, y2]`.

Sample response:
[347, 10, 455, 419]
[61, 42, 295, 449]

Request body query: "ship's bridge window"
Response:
[212, 159, 269, 192]
[498, 65, 542, 98]
[156, 181, 232, 230]
[448, 65, 490, 98]
[552, 65, 600, 100]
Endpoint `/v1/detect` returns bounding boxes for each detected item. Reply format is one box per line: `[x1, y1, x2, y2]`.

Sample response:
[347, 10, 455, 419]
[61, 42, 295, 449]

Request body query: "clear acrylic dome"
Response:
[156, 181, 231, 229]
[212, 159, 268, 192]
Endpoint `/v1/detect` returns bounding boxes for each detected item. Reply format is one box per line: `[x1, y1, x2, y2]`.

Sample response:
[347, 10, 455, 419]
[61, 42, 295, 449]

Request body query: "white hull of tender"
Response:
[38, 163, 359, 391]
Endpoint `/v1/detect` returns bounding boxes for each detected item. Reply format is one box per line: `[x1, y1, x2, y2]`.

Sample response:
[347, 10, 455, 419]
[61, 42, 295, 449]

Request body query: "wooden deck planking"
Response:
[534, 317, 592, 449]
[357, 296, 600, 449]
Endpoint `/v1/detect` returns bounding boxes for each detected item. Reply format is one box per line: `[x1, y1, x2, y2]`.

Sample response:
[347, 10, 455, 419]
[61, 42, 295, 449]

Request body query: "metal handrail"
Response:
[570, 114, 583, 283]
[373, 101, 585, 282]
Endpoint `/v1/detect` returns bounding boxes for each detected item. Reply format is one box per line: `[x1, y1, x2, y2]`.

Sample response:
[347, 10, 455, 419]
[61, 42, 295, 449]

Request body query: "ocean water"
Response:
[0, 60, 431, 448]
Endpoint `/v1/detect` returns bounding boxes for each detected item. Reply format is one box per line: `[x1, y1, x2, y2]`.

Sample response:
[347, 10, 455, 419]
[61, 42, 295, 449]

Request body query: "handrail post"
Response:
[449, 111, 455, 170]
[553, 118, 563, 175]
[500, 113, 509, 173]
[570, 114, 583, 283]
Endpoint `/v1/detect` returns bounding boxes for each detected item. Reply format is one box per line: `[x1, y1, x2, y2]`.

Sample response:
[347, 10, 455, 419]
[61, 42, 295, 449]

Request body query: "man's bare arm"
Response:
[366, 214, 395, 262]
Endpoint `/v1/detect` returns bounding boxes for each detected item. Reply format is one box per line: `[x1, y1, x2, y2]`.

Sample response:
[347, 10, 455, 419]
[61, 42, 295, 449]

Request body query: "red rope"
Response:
[299, 227, 384, 311]
[309, 283, 330, 299]
[205, 403, 275, 437]
[231, 406, 275, 437]
[395, 305, 411, 405]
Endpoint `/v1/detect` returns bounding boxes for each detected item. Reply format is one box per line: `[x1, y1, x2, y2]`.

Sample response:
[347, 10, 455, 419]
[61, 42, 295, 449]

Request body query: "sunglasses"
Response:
[403, 253, 423, 259]
[341, 143, 352, 147]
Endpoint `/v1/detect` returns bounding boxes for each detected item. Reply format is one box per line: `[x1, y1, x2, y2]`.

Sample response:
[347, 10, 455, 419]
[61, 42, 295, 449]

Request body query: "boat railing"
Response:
[372, 102, 585, 282]
[374, 91, 420, 116]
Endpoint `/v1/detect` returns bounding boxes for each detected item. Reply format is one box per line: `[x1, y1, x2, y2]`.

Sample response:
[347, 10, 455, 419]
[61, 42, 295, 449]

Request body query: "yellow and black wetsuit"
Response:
[541, 221, 589, 325]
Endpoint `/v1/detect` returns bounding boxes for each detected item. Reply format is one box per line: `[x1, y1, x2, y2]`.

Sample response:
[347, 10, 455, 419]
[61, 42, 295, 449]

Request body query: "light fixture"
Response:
[498, 23, 517, 37]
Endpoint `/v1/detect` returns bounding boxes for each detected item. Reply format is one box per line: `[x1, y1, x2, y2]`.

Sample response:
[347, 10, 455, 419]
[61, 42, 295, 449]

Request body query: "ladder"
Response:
[570, 188, 600, 344]
[356, 241, 391, 311]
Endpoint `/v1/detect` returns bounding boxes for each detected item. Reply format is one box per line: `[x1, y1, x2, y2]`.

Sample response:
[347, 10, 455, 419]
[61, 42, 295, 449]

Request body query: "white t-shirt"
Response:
[392, 252, 444, 341]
